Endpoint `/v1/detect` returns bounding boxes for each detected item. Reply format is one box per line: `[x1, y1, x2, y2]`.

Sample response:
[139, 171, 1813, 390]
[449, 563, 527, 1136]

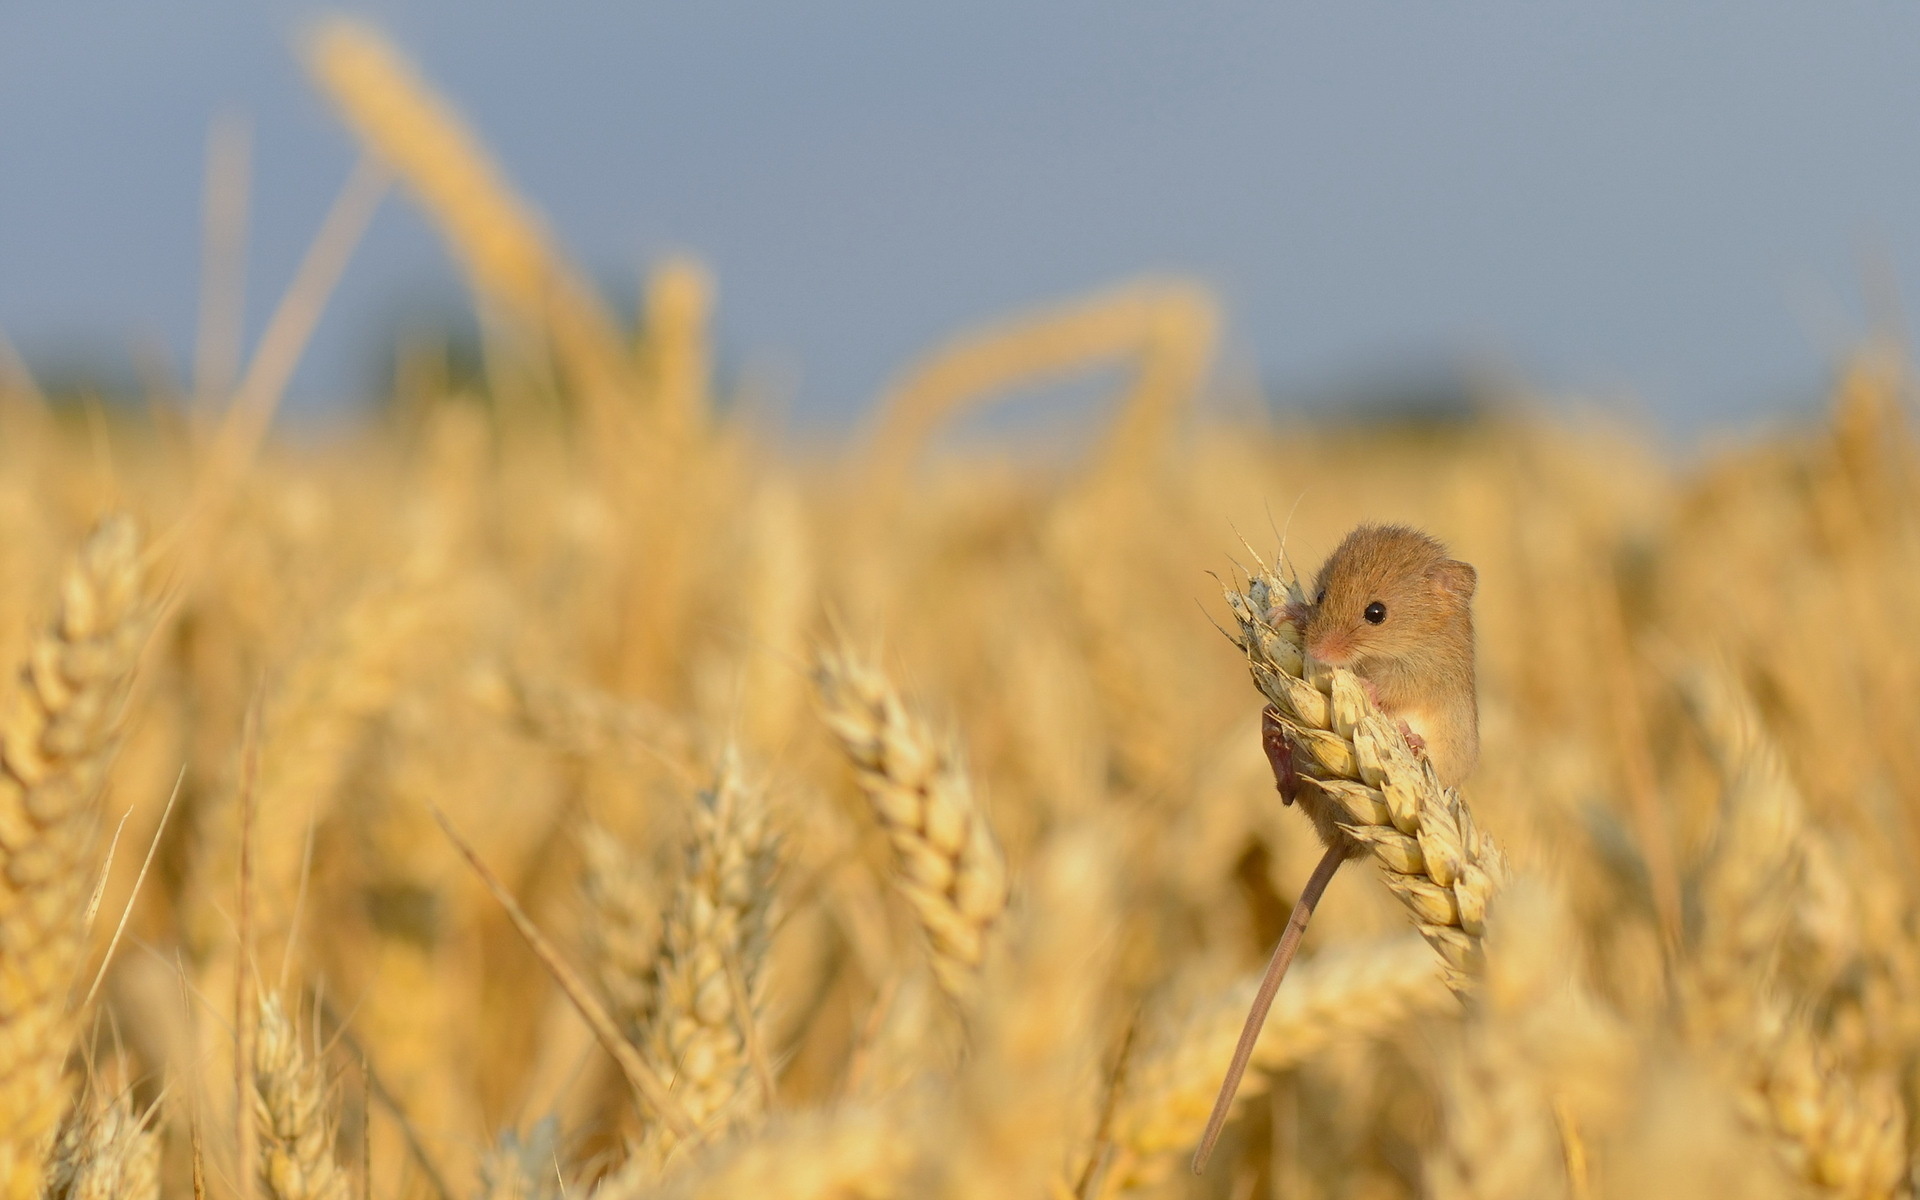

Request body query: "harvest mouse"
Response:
[1194, 523, 1480, 1175]
[1267, 523, 1480, 796]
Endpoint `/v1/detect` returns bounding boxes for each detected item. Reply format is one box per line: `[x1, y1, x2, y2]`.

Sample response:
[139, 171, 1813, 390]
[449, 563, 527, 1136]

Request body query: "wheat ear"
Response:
[813, 645, 1008, 1006]
[1681, 669, 1908, 1199]
[629, 753, 780, 1170]
[1222, 566, 1507, 984]
[252, 992, 353, 1200]
[0, 517, 148, 1200]
[44, 1088, 160, 1200]
[1111, 936, 1451, 1182]
[1744, 1007, 1907, 1200]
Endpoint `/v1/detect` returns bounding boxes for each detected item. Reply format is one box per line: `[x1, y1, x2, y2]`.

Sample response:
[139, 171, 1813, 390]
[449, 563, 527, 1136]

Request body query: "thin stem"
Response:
[1191, 844, 1346, 1175]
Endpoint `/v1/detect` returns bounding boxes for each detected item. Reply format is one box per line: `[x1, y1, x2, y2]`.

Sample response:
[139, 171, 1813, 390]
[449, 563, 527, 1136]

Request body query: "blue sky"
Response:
[4, 2, 1920, 429]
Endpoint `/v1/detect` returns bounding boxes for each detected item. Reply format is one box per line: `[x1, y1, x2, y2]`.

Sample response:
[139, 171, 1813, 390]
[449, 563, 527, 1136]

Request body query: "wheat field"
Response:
[3, 18, 1919, 1200]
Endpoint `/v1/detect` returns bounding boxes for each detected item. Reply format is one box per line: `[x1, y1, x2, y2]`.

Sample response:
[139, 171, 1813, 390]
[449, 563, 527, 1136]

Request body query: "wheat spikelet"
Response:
[0, 516, 147, 1200]
[303, 19, 632, 400]
[1110, 936, 1451, 1182]
[626, 753, 779, 1170]
[43, 1088, 159, 1200]
[252, 992, 352, 1200]
[1221, 564, 1507, 985]
[813, 645, 1007, 1006]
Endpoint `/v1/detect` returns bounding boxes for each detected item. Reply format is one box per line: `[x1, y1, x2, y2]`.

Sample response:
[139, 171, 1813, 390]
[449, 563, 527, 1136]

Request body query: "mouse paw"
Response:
[1281, 600, 1311, 629]
[1261, 706, 1298, 806]
[1397, 720, 1427, 759]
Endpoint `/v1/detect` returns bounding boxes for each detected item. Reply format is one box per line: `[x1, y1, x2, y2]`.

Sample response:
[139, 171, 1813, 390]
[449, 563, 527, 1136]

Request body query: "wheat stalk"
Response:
[813, 646, 1008, 1007]
[1221, 564, 1508, 985]
[253, 992, 353, 1200]
[1110, 936, 1451, 1182]
[0, 517, 147, 1200]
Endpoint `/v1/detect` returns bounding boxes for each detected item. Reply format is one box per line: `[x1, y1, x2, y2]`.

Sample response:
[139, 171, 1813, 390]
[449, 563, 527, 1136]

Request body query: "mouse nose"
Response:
[1306, 632, 1354, 667]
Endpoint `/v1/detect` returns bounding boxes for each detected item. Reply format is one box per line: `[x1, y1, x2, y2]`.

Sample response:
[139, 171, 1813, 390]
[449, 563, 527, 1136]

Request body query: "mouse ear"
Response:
[1430, 559, 1477, 601]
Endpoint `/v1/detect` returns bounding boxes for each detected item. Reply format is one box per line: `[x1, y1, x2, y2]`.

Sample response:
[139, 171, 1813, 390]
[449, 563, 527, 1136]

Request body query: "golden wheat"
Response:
[44, 1089, 160, 1200]
[813, 645, 1008, 1007]
[0, 517, 147, 1200]
[252, 992, 352, 1200]
[625, 754, 779, 1171]
[1680, 669, 1910, 1199]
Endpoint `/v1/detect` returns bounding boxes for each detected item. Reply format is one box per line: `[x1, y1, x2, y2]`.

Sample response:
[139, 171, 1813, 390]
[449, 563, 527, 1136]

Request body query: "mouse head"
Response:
[1303, 524, 1475, 669]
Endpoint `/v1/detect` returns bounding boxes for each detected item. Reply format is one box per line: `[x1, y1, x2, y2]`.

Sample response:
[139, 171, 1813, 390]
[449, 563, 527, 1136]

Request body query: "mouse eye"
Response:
[1314, 588, 1326, 607]
[1364, 601, 1387, 625]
